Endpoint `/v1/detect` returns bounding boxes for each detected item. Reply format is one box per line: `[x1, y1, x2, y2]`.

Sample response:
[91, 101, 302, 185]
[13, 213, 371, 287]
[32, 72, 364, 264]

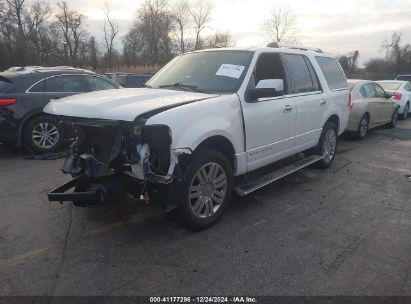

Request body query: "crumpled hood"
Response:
[43, 88, 218, 121]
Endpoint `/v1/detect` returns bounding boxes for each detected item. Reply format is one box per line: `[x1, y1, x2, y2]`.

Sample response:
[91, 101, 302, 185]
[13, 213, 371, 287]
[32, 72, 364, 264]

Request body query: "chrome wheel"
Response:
[32, 122, 60, 150]
[189, 162, 227, 219]
[322, 129, 337, 163]
[359, 116, 368, 138]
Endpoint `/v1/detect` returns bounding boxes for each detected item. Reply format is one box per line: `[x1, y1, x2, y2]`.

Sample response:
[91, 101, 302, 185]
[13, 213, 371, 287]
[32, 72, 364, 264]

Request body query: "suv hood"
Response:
[44, 88, 218, 121]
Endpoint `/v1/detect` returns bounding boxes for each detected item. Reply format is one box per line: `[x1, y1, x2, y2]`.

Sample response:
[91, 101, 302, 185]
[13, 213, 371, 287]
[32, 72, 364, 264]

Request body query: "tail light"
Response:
[0, 98, 16, 107]
[392, 92, 402, 100]
[348, 93, 353, 110]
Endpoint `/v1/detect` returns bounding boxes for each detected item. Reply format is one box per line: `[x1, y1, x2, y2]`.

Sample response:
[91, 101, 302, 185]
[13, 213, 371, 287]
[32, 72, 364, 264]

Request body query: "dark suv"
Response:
[0, 66, 121, 153]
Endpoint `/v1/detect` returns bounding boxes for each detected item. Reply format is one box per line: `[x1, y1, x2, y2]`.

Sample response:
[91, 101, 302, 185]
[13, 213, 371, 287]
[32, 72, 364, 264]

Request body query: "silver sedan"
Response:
[346, 80, 399, 139]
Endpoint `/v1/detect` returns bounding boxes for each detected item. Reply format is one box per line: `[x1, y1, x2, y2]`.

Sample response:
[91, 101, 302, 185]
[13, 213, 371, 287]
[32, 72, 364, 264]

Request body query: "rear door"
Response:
[362, 84, 382, 126]
[43, 74, 88, 102]
[283, 53, 324, 151]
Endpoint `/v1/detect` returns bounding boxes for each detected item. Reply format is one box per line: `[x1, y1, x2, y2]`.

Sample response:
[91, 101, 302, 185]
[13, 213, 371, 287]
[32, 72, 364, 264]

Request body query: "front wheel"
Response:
[310, 121, 338, 169]
[171, 149, 234, 230]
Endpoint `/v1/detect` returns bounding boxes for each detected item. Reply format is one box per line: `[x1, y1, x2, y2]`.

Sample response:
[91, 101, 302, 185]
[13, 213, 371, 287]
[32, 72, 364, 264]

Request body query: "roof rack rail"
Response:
[267, 42, 323, 53]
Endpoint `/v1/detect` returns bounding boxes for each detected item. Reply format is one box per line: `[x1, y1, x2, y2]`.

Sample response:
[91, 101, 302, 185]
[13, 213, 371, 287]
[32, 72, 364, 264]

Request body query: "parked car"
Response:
[45, 46, 350, 230]
[376, 80, 411, 120]
[111, 74, 153, 88]
[345, 80, 400, 139]
[0, 66, 121, 153]
[395, 75, 411, 82]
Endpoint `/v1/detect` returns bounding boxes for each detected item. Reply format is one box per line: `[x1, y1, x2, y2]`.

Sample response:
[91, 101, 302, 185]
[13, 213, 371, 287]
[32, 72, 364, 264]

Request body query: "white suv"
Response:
[45, 46, 350, 230]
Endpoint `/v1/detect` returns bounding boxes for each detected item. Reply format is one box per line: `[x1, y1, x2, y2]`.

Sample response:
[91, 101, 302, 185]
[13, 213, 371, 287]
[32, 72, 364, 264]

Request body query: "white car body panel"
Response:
[44, 88, 217, 121]
[377, 81, 411, 115]
[44, 47, 349, 178]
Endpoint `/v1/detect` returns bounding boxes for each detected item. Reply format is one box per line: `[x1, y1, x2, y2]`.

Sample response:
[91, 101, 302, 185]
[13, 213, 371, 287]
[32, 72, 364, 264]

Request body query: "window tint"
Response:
[304, 57, 321, 91]
[253, 53, 288, 95]
[0, 78, 11, 93]
[362, 84, 376, 98]
[315, 57, 348, 91]
[405, 83, 411, 91]
[44, 75, 86, 93]
[29, 80, 45, 92]
[359, 87, 366, 98]
[284, 54, 319, 93]
[83, 76, 118, 91]
[372, 83, 386, 98]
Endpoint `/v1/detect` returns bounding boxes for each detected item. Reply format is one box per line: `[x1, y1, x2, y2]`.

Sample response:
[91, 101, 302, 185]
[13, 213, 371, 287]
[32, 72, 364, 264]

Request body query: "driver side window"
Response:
[252, 53, 289, 95]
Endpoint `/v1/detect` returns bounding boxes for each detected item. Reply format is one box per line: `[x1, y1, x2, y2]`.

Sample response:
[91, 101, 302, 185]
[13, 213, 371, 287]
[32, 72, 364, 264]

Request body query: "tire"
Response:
[310, 121, 338, 169]
[402, 103, 409, 120]
[22, 115, 65, 154]
[170, 148, 234, 230]
[388, 108, 398, 129]
[355, 114, 369, 140]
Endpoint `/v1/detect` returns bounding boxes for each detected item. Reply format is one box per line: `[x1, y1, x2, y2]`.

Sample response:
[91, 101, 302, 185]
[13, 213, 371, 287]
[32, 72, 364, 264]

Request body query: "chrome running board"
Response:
[235, 155, 323, 197]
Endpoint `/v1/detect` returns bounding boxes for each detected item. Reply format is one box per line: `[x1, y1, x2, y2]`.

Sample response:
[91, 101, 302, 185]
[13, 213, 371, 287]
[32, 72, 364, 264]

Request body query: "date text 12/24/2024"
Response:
[149, 297, 258, 303]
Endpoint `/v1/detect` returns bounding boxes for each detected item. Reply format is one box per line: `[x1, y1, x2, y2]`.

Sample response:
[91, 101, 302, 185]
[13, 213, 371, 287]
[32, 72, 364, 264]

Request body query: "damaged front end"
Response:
[48, 117, 184, 207]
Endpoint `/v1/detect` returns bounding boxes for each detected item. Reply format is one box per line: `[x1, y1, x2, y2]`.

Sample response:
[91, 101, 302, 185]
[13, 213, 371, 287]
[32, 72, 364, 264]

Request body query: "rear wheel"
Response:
[23, 115, 65, 154]
[355, 114, 369, 140]
[402, 103, 409, 120]
[388, 108, 398, 128]
[171, 149, 233, 230]
[310, 121, 338, 169]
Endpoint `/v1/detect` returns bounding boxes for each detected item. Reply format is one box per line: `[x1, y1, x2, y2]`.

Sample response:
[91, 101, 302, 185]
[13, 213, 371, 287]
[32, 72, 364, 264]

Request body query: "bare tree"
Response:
[189, 0, 212, 50]
[172, 0, 190, 53]
[205, 31, 233, 49]
[102, 1, 118, 68]
[262, 6, 298, 45]
[55, 1, 87, 63]
[382, 32, 411, 75]
[338, 50, 359, 78]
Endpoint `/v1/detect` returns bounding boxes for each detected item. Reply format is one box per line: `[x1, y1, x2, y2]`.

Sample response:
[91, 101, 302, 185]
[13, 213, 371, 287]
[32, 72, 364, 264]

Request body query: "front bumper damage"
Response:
[47, 117, 189, 209]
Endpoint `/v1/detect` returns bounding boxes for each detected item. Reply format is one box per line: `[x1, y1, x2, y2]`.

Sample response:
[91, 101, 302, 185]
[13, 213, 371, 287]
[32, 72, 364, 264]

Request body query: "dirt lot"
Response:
[0, 120, 410, 296]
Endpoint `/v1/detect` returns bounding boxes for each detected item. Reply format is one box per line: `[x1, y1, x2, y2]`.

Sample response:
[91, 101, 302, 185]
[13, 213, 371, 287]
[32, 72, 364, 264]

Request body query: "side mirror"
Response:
[249, 79, 284, 100]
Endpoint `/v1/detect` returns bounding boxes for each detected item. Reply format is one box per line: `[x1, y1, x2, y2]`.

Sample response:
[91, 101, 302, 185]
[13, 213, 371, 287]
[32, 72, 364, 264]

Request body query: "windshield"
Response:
[377, 81, 402, 91]
[147, 50, 254, 94]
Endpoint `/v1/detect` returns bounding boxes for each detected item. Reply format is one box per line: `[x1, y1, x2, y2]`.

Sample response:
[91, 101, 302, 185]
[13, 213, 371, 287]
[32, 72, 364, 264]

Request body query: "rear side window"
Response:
[44, 75, 86, 93]
[372, 83, 386, 98]
[315, 57, 348, 91]
[362, 84, 376, 98]
[29, 80, 45, 92]
[83, 76, 118, 91]
[0, 78, 12, 93]
[284, 54, 320, 94]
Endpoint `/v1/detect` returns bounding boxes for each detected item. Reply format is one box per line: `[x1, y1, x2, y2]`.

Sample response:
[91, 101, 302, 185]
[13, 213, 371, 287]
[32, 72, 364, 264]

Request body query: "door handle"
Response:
[320, 99, 327, 106]
[283, 105, 293, 112]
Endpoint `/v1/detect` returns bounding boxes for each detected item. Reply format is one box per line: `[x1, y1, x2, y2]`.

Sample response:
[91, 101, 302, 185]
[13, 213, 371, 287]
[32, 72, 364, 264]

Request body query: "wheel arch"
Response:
[326, 114, 340, 133]
[195, 135, 236, 170]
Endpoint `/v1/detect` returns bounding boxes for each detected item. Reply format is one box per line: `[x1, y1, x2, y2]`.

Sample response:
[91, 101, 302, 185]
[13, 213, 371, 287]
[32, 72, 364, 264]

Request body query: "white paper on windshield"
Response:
[216, 64, 245, 79]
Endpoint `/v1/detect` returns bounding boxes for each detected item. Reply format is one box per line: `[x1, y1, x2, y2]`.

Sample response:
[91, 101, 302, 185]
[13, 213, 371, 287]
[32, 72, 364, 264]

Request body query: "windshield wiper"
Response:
[158, 82, 208, 93]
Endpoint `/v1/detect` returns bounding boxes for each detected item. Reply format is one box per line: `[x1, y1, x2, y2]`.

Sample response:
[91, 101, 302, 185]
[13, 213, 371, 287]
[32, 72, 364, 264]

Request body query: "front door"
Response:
[43, 74, 88, 102]
[241, 52, 296, 172]
[372, 83, 395, 122]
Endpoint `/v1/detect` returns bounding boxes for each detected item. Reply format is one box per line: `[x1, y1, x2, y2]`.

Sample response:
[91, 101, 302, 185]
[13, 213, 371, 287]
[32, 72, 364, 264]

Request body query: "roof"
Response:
[3, 66, 95, 75]
[189, 45, 334, 56]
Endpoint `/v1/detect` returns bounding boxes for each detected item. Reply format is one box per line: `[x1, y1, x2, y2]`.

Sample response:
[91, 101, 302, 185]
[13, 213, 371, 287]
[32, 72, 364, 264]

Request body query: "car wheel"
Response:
[171, 148, 233, 230]
[355, 114, 369, 140]
[311, 121, 338, 169]
[402, 103, 409, 120]
[23, 115, 65, 154]
[388, 108, 398, 129]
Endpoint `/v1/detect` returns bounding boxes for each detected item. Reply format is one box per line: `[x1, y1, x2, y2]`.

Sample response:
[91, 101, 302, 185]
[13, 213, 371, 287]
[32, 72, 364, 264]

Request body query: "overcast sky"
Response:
[62, 0, 411, 65]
